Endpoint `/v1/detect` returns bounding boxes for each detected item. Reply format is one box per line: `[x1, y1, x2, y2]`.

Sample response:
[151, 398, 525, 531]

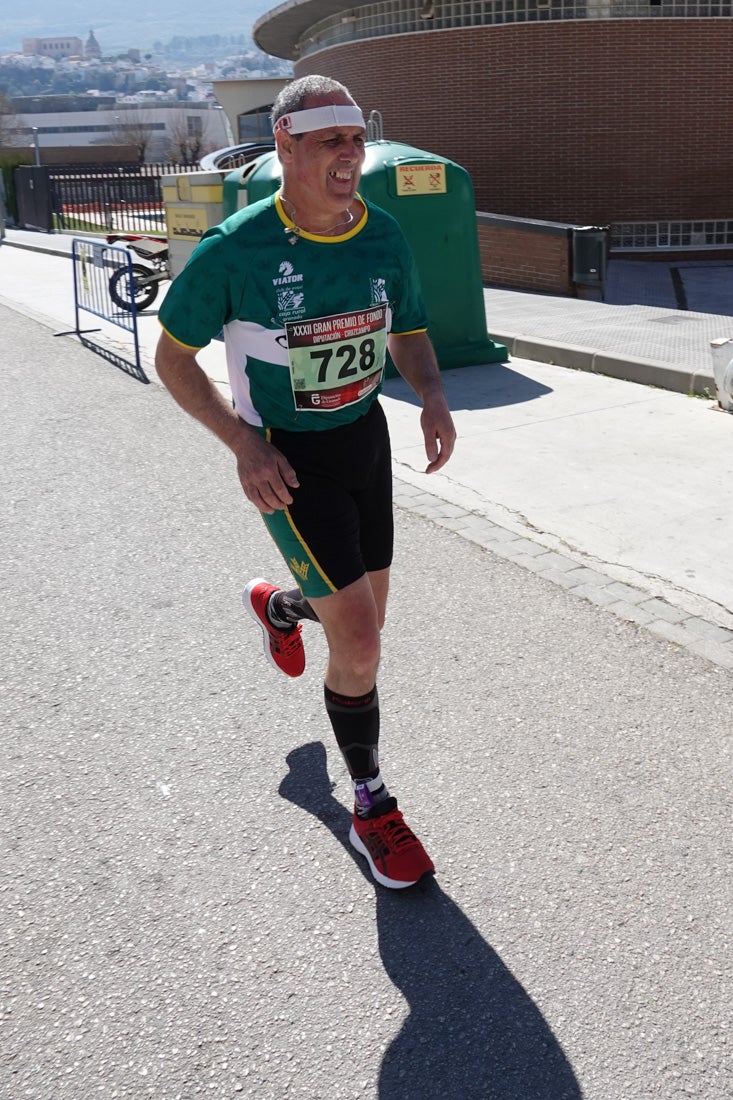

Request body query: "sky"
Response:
[0, 2, 275, 56]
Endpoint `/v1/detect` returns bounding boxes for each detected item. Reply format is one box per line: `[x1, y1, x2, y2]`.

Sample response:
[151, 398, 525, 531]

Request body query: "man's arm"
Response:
[387, 330, 456, 473]
[154, 330, 299, 514]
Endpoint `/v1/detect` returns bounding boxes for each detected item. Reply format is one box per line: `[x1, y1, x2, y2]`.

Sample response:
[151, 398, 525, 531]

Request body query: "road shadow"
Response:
[605, 258, 733, 316]
[77, 335, 150, 383]
[382, 362, 552, 413]
[279, 743, 582, 1100]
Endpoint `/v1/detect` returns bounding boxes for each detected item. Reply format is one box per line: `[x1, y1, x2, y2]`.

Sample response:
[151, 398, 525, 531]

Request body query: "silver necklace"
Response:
[281, 196, 354, 245]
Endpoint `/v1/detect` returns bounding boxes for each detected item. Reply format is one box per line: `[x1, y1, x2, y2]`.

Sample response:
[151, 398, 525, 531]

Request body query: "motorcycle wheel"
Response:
[108, 264, 159, 313]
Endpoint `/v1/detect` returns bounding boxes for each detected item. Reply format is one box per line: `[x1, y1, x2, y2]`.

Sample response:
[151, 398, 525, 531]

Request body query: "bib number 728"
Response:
[310, 338, 377, 383]
[285, 305, 388, 411]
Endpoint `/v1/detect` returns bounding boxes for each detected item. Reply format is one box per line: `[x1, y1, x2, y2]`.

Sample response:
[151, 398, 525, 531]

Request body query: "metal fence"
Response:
[302, 0, 732, 53]
[47, 162, 192, 234]
[71, 238, 146, 382]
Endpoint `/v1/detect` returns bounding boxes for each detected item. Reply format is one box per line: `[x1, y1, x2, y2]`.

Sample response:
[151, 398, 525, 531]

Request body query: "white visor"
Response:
[273, 105, 366, 136]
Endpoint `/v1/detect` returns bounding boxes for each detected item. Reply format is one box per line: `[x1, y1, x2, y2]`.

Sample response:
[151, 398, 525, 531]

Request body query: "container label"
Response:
[395, 163, 447, 195]
[167, 207, 209, 239]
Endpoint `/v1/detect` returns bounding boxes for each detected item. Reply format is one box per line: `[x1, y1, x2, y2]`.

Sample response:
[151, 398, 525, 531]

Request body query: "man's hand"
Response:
[420, 393, 456, 474]
[387, 330, 457, 473]
[155, 330, 298, 512]
[234, 431, 299, 514]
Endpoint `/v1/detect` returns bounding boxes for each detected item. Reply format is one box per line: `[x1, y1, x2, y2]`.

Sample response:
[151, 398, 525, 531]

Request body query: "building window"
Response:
[611, 220, 733, 250]
[238, 105, 274, 142]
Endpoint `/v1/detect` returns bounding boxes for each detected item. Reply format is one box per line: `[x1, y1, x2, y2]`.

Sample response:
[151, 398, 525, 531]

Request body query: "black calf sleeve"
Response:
[323, 684, 379, 779]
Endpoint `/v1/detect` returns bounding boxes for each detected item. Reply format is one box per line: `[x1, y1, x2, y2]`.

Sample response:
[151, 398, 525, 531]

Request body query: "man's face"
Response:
[278, 94, 366, 216]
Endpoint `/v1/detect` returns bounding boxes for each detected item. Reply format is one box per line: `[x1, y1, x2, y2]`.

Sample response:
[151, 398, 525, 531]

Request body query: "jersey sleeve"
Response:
[158, 227, 232, 349]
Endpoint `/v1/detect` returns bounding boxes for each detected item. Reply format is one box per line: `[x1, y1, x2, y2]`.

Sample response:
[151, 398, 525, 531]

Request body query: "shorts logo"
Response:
[289, 557, 310, 582]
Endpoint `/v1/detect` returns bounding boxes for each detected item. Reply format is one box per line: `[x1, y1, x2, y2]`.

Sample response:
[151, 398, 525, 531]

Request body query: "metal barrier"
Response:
[71, 238, 147, 382]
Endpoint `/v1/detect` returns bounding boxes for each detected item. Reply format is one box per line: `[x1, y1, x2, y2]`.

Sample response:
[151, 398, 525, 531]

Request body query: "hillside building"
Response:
[22, 37, 84, 60]
[85, 30, 102, 61]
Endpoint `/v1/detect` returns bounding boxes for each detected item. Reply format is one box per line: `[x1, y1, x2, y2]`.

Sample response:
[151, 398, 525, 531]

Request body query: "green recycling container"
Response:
[223, 142, 507, 371]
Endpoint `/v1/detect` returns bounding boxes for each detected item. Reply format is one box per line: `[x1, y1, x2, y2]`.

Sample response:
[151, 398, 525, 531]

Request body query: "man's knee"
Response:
[328, 619, 381, 680]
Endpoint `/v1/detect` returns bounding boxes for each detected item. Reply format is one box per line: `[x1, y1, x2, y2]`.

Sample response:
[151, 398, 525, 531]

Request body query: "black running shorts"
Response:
[260, 400, 394, 599]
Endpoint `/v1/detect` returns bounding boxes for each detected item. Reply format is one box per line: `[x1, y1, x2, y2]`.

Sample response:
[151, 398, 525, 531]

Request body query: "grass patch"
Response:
[53, 214, 106, 234]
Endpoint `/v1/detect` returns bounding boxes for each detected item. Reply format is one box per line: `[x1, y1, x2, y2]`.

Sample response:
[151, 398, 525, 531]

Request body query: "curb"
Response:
[490, 331, 716, 397]
[4, 236, 74, 260]
[392, 479, 733, 672]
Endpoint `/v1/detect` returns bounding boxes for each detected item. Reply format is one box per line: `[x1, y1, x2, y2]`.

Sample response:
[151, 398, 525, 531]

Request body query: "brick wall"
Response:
[296, 20, 733, 226]
[477, 218, 574, 294]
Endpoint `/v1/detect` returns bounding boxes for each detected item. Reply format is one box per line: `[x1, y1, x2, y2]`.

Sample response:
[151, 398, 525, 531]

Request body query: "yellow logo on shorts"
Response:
[289, 557, 310, 582]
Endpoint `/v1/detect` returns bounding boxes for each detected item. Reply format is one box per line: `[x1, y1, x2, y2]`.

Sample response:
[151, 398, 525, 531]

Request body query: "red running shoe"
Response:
[243, 578, 305, 678]
[349, 799, 435, 889]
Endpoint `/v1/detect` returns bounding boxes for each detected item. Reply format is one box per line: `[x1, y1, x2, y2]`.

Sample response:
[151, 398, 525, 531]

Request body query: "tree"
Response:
[108, 108, 154, 163]
[0, 91, 21, 147]
[166, 109, 204, 166]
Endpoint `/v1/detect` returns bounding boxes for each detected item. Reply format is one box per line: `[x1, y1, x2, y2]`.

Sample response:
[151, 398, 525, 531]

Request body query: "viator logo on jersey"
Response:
[273, 260, 304, 288]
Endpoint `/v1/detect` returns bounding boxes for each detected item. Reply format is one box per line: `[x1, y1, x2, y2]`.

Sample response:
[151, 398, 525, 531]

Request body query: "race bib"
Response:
[285, 305, 388, 412]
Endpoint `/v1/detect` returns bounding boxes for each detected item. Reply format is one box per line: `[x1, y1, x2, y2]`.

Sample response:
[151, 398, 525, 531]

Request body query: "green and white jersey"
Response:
[158, 192, 428, 431]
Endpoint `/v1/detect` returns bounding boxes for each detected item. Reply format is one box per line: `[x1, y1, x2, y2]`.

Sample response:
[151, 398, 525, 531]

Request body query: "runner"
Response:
[155, 75, 456, 889]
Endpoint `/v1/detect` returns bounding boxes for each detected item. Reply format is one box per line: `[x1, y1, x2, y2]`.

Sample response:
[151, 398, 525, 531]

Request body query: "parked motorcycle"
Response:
[106, 233, 171, 313]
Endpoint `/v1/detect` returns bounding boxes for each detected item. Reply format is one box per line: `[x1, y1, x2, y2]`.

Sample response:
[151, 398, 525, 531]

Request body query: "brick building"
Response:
[253, 1, 733, 251]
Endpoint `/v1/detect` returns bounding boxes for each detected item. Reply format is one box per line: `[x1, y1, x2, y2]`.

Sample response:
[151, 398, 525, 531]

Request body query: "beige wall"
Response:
[211, 78, 289, 144]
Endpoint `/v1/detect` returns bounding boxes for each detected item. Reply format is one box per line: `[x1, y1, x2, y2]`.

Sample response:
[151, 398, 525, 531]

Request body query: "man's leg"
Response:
[315, 576, 387, 814]
[310, 571, 385, 807]
[309, 570, 434, 889]
[244, 566, 433, 887]
[307, 569, 386, 695]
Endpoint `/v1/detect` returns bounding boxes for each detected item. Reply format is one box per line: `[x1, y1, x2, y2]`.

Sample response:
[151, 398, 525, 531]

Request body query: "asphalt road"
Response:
[1, 303, 730, 1099]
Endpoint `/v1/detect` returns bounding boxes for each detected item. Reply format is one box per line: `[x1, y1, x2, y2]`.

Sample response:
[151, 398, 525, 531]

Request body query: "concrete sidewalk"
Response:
[488, 257, 733, 397]
[485, 277, 732, 399]
[2, 226, 732, 667]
